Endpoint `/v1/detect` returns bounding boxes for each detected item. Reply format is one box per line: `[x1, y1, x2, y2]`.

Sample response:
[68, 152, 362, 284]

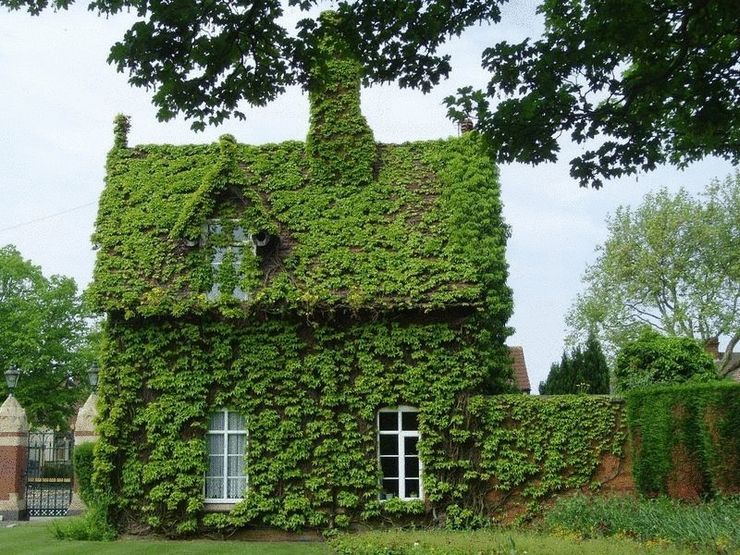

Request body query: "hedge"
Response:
[627, 381, 740, 498]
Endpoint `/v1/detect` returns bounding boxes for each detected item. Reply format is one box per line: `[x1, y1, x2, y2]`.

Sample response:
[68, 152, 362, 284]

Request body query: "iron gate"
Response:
[25, 431, 74, 517]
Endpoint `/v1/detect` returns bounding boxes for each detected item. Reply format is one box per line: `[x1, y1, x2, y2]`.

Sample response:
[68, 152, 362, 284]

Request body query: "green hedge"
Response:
[73, 442, 96, 505]
[627, 381, 740, 497]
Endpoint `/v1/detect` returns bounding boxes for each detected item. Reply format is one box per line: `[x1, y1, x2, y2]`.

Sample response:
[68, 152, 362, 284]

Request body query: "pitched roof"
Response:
[90, 134, 508, 318]
[508, 346, 531, 393]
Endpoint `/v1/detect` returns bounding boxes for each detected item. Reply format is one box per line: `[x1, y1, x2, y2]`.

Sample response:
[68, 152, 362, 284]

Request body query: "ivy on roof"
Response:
[90, 14, 510, 320]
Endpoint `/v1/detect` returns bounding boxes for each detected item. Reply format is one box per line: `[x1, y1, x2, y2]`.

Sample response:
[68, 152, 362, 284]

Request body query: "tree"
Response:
[613, 328, 717, 392]
[0, 245, 93, 429]
[539, 332, 609, 394]
[2, 1, 737, 187]
[567, 172, 740, 376]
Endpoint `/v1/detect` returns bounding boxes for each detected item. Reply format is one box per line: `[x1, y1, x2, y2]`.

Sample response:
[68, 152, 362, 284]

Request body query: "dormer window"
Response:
[205, 220, 255, 301]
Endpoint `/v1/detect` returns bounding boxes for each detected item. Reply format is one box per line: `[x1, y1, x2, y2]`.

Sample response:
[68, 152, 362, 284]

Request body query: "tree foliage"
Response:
[614, 328, 717, 392]
[3, 0, 736, 185]
[567, 173, 740, 376]
[0, 245, 93, 429]
[539, 333, 609, 395]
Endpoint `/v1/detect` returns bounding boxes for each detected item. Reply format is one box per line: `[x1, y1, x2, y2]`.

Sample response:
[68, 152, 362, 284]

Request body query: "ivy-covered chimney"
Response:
[305, 12, 375, 190]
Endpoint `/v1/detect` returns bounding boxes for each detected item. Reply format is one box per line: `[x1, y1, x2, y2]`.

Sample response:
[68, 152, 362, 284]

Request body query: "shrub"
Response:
[545, 494, 740, 551]
[73, 441, 95, 504]
[627, 382, 740, 497]
[52, 441, 116, 541]
[614, 329, 717, 392]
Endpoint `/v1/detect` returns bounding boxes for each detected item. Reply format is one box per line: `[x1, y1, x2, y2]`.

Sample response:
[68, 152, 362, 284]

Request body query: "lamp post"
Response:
[87, 362, 99, 391]
[4, 365, 20, 396]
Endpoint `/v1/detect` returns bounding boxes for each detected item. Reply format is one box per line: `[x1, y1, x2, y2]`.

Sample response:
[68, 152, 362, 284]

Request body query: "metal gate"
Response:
[25, 431, 74, 517]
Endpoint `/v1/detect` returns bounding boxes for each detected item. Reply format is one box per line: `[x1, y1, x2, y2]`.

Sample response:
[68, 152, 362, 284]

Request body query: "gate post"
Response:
[68, 392, 98, 515]
[0, 394, 29, 521]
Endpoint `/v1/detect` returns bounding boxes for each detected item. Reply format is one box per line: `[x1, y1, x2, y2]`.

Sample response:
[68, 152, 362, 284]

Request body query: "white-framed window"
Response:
[377, 406, 422, 500]
[204, 409, 247, 503]
[205, 220, 255, 301]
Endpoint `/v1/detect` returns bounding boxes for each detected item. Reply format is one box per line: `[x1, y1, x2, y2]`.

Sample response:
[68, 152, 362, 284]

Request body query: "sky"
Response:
[0, 3, 735, 391]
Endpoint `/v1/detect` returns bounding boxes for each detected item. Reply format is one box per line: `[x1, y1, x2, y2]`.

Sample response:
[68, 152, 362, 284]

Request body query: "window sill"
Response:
[204, 501, 243, 512]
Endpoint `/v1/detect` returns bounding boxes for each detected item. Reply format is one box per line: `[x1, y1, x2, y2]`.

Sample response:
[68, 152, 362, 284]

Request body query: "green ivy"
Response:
[627, 381, 740, 497]
[88, 20, 617, 538]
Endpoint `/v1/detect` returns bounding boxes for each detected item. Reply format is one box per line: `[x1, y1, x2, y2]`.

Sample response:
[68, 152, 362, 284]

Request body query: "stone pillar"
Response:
[68, 392, 98, 515]
[0, 395, 29, 521]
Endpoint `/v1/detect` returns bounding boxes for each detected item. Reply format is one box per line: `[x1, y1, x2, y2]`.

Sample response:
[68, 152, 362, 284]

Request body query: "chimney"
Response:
[705, 337, 720, 360]
[305, 11, 375, 191]
[459, 118, 474, 134]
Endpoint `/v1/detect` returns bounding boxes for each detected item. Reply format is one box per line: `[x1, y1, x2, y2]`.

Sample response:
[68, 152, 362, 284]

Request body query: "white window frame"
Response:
[377, 405, 423, 501]
[205, 220, 255, 301]
[204, 409, 248, 504]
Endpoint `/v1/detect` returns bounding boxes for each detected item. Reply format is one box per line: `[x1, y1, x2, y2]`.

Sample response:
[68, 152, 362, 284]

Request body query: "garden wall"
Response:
[627, 381, 740, 499]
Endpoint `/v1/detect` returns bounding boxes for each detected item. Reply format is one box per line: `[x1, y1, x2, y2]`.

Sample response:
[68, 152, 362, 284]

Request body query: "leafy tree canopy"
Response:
[539, 332, 609, 395]
[567, 172, 740, 376]
[3, 0, 737, 186]
[614, 328, 717, 392]
[0, 245, 94, 429]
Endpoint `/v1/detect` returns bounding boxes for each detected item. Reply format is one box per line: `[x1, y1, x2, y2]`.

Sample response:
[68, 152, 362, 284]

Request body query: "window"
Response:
[205, 221, 254, 301]
[205, 410, 247, 502]
[377, 406, 422, 500]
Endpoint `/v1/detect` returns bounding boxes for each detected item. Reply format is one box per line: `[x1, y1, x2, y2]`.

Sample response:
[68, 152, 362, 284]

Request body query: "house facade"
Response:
[89, 19, 514, 534]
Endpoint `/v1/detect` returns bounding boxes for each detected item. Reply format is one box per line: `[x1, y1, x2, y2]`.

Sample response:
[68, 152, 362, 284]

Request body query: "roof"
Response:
[508, 346, 531, 393]
[90, 28, 510, 321]
[90, 133, 509, 318]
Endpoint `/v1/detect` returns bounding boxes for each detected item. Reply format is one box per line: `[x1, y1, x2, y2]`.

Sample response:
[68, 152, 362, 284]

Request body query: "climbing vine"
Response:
[88, 14, 620, 538]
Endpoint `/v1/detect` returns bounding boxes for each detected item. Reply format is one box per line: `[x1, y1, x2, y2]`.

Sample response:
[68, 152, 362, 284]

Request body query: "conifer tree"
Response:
[539, 333, 609, 395]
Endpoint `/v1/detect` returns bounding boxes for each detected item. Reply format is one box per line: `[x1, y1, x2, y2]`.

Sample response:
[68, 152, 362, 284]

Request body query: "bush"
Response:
[627, 382, 740, 497]
[614, 329, 717, 392]
[73, 441, 96, 505]
[545, 494, 740, 551]
[52, 441, 116, 541]
[51, 502, 117, 542]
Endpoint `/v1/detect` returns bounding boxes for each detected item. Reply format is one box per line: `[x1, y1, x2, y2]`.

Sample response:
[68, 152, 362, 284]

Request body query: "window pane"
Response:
[209, 412, 225, 431]
[379, 434, 398, 456]
[382, 478, 399, 498]
[401, 411, 418, 431]
[233, 226, 247, 243]
[228, 434, 246, 456]
[228, 455, 245, 478]
[379, 412, 398, 431]
[228, 412, 245, 431]
[208, 455, 224, 477]
[205, 478, 223, 499]
[405, 479, 420, 498]
[405, 456, 419, 478]
[208, 434, 225, 455]
[227, 478, 247, 499]
[380, 457, 398, 478]
[212, 247, 226, 266]
[404, 436, 418, 456]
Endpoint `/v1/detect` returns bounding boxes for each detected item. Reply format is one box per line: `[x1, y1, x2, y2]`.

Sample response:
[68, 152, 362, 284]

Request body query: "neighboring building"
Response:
[89, 21, 513, 533]
[508, 346, 531, 394]
[705, 337, 740, 381]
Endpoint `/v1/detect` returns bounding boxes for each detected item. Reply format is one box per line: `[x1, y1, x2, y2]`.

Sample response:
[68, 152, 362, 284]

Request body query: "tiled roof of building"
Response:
[508, 346, 531, 393]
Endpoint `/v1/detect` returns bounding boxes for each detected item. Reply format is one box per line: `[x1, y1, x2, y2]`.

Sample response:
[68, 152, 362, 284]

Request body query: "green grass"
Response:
[544, 494, 739, 552]
[0, 521, 329, 555]
[329, 529, 702, 554]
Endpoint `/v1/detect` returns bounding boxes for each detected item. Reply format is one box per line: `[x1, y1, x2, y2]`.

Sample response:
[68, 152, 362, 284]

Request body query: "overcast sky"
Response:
[0, 3, 735, 390]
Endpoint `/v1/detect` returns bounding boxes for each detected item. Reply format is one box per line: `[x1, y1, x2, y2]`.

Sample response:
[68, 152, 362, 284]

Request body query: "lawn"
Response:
[0, 522, 329, 555]
[0, 521, 711, 555]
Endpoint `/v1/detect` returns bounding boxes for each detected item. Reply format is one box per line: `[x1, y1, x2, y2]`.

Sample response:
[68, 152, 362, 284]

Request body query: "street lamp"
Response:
[87, 362, 100, 391]
[4, 365, 21, 395]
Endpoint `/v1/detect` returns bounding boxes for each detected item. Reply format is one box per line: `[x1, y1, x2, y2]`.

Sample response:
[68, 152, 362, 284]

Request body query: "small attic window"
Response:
[205, 220, 255, 301]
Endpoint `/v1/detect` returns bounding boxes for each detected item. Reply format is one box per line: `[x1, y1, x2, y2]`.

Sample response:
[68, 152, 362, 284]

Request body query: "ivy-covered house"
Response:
[89, 21, 514, 534]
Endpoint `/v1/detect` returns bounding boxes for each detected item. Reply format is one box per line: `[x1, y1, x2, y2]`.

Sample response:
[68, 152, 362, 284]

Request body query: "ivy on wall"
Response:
[627, 382, 740, 498]
[89, 14, 620, 538]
